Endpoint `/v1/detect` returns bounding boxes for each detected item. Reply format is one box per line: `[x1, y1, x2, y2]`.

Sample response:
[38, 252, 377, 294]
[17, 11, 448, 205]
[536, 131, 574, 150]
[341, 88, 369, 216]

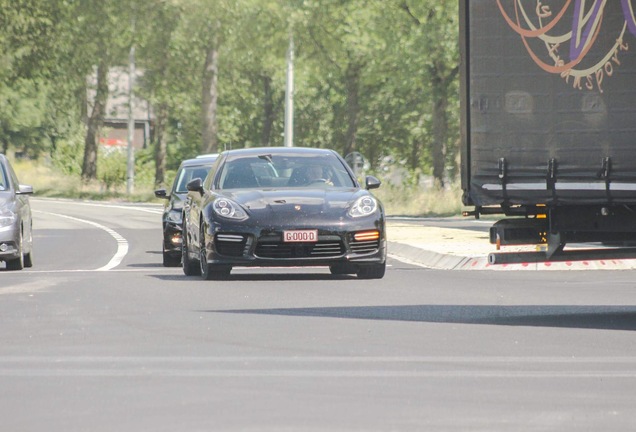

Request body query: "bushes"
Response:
[14, 145, 159, 202]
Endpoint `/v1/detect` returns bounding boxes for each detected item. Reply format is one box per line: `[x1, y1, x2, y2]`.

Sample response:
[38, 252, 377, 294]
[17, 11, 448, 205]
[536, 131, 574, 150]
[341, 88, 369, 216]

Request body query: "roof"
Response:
[179, 154, 219, 167]
[220, 146, 338, 158]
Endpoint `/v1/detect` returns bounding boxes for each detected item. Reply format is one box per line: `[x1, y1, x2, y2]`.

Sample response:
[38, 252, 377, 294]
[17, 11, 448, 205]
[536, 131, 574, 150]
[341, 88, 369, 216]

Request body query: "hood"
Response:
[223, 188, 367, 219]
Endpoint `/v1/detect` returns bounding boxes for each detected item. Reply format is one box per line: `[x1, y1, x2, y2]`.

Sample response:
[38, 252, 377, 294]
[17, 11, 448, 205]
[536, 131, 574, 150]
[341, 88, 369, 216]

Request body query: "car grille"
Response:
[350, 239, 380, 254]
[215, 233, 249, 257]
[255, 236, 345, 259]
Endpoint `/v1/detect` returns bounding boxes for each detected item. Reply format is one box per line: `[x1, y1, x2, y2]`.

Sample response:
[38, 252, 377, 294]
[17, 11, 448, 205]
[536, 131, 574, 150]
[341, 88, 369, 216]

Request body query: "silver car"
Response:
[0, 154, 34, 270]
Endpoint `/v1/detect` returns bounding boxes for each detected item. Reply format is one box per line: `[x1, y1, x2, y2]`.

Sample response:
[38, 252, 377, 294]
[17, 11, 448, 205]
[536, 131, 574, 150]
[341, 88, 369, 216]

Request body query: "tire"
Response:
[201, 263, 232, 280]
[356, 263, 386, 279]
[5, 256, 24, 271]
[23, 223, 33, 268]
[199, 224, 231, 280]
[163, 250, 181, 267]
[23, 251, 33, 268]
[6, 229, 24, 271]
[182, 222, 201, 276]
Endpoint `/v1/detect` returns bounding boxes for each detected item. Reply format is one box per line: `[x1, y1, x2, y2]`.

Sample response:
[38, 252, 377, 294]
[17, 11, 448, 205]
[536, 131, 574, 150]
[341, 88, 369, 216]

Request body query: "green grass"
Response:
[12, 158, 159, 203]
[374, 181, 465, 217]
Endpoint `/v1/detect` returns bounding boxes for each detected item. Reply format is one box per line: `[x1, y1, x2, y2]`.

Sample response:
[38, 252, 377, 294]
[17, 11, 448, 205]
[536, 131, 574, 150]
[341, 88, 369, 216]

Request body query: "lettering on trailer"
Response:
[497, 0, 636, 92]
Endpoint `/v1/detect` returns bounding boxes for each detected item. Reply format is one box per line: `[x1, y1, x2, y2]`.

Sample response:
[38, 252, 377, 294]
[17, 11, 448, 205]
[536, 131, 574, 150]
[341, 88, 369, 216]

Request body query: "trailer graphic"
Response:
[496, 0, 635, 92]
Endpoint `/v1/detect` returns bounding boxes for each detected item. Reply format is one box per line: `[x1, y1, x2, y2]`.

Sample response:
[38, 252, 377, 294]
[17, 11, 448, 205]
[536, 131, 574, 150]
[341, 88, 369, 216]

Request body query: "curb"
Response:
[387, 241, 636, 271]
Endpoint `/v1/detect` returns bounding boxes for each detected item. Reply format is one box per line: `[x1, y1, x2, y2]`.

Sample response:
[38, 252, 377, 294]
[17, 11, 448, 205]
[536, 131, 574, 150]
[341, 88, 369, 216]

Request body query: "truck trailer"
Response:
[460, 0, 636, 264]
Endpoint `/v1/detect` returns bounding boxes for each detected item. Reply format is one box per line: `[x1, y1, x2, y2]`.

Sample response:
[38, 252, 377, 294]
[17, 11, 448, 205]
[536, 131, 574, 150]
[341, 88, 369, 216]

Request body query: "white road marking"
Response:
[0, 356, 635, 378]
[35, 211, 128, 271]
[69, 201, 164, 214]
[387, 253, 431, 268]
[32, 198, 164, 214]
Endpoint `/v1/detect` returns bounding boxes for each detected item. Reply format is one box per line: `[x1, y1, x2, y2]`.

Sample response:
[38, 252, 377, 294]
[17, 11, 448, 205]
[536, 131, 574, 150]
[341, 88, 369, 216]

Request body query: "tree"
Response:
[0, 0, 68, 156]
[299, 0, 385, 156]
[66, 0, 134, 181]
[398, 1, 459, 186]
[135, 0, 183, 186]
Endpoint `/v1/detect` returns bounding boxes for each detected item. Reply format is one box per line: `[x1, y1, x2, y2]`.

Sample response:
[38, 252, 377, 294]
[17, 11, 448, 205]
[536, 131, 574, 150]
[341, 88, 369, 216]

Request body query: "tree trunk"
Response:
[431, 94, 448, 187]
[261, 75, 274, 146]
[154, 103, 168, 187]
[343, 63, 362, 156]
[429, 62, 458, 188]
[82, 59, 109, 182]
[201, 30, 219, 154]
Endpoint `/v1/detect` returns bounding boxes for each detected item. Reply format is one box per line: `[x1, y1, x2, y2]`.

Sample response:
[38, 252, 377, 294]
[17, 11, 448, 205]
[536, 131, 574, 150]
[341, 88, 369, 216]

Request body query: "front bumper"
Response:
[203, 220, 386, 268]
[162, 221, 183, 256]
[0, 225, 20, 261]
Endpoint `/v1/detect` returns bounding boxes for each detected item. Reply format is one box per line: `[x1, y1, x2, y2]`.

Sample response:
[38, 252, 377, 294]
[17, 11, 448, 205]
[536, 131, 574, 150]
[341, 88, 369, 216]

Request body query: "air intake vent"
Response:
[215, 233, 248, 257]
[255, 239, 345, 259]
[350, 239, 380, 254]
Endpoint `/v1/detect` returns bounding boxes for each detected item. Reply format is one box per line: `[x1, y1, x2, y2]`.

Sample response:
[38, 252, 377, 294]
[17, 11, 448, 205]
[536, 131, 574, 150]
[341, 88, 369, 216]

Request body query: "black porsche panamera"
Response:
[182, 147, 386, 280]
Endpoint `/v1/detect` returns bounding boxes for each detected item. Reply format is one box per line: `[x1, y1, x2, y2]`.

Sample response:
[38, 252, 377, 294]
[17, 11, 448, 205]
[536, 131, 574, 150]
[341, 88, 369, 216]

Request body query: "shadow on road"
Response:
[151, 273, 356, 281]
[206, 304, 636, 331]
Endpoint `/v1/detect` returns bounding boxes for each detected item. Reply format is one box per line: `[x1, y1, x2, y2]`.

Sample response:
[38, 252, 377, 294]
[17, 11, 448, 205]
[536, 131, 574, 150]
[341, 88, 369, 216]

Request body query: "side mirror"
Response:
[186, 177, 204, 194]
[154, 188, 168, 199]
[17, 184, 34, 195]
[365, 175, 381, 190]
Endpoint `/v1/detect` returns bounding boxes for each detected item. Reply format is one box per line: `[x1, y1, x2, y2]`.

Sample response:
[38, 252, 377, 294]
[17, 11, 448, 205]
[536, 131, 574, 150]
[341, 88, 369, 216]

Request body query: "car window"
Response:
[174, 165, 212, 193]
[217, 154, 356, 189]
[0, 164, 7, 191]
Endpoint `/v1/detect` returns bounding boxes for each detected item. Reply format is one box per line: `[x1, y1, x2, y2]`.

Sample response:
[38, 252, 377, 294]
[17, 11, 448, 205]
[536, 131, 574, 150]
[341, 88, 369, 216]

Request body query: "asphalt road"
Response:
[1, 198, 636, 431]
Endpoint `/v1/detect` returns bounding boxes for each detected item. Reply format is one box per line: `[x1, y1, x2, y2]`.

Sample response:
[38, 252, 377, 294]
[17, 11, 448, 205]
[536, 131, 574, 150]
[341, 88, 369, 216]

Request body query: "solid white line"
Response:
[2, 369, 636, 378]
[2, 356, 635, 377]
[69, 201, 164, 214]
[32, 197, 164, 214]
[2, 355, 635, 363]
[35, 211, 128, 271]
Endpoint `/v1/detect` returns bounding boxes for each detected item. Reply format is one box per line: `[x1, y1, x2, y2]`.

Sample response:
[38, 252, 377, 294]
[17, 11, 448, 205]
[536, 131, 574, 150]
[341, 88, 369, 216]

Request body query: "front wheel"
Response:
[182, 222, 201, 276]
[199, 225, 231, 280]
[356, 263, 386, 279]
[6, 229, 24, 271]
[23, 250, 33, 268]
[163, 249, 181, 267]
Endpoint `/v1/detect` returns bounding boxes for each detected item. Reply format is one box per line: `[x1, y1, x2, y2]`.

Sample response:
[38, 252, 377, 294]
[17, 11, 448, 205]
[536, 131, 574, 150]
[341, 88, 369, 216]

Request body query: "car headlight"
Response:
[171, 201, 184, 211]
[0, 210, 17, 228]
[348, 196, 378, 218]
[213, 198, 248, 221]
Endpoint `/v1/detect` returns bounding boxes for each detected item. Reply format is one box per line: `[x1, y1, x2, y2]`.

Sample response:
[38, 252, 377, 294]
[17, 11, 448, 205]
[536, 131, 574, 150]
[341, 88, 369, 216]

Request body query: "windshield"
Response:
[217, 153, 356, 189]
[174, 165, 213, 193]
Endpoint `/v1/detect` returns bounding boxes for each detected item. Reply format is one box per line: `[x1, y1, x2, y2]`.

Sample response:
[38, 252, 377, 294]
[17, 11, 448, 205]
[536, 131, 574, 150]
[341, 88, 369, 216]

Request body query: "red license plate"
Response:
[283, 230, 318, 243]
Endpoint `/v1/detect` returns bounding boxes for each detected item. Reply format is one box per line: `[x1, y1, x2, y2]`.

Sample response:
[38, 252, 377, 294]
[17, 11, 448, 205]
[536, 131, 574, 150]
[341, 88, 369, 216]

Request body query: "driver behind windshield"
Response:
[305, 165, 324, 184]
[290, 164, 333, 186]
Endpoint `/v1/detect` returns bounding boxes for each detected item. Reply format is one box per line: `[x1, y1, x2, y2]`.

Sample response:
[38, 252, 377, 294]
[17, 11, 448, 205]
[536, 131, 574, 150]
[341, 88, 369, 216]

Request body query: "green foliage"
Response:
[97, 149, 127, 191]
[51, 129, 85, 176]
[0, 0, 462, 199]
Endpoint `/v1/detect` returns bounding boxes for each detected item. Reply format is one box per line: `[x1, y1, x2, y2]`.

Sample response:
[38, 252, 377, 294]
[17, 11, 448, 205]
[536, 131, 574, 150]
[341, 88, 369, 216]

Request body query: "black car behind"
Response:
[155, 154, 218, 266]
